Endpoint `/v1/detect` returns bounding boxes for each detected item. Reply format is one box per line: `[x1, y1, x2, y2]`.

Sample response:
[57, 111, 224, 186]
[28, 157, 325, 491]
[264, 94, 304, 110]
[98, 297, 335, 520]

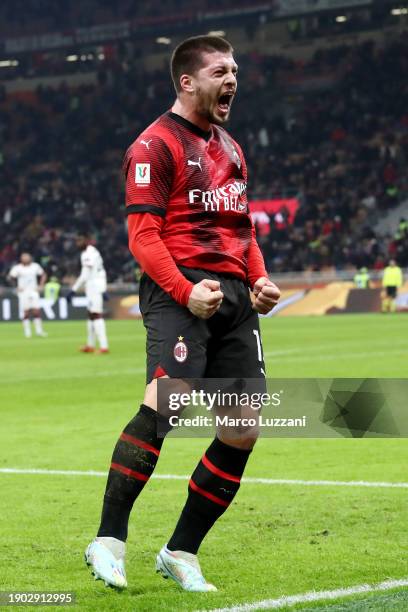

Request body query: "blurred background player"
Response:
[67, 237, 109, 353]
[354, 267, 371, 289]
[381, 259, 403, 313]
[44, 276, 61, 305]
[8, 253, 47, 338]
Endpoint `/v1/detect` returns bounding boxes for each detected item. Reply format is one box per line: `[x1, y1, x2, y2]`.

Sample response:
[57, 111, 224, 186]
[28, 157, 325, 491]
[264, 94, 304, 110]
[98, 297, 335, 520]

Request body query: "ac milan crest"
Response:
[174, 336, 188, 363]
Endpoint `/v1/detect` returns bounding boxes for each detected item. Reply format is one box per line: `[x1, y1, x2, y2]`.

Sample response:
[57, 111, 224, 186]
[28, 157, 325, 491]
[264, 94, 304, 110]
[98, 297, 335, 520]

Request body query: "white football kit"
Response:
[9, 261, 47, 337]
[9, 262, 44, 311]
[72, 245, 107, 314]
[72, 245, 109, 351]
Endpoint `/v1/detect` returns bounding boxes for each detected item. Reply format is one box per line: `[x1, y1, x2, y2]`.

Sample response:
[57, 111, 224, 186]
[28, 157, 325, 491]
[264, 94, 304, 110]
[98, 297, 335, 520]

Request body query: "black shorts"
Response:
[139, 267, 266, 384]
[386, 286, 397, 298]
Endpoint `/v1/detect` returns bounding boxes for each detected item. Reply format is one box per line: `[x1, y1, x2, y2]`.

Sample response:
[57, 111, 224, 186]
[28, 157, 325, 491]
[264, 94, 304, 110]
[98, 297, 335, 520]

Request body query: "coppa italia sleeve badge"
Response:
[135, 163, 150, 184]
[174, 336, 188, 362]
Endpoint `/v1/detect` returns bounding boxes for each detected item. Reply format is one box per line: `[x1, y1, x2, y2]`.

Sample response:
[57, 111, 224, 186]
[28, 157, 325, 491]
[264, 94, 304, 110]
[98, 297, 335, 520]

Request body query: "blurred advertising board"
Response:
[275, 0, 371, 17]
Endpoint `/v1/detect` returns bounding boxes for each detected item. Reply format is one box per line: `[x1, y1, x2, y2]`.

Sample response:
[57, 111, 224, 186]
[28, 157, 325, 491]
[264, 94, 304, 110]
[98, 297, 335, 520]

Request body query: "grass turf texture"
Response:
[0, 314, 407, 611]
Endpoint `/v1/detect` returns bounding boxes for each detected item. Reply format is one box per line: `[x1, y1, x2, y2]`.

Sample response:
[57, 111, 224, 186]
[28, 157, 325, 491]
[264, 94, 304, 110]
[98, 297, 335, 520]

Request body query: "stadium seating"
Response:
[0, 29, 407, 284]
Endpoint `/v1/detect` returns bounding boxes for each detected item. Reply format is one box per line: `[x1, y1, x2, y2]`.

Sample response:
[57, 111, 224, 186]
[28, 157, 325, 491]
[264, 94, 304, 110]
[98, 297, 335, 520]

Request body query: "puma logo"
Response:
[187, 157, 202, 171]
[140, 139, 152, 149]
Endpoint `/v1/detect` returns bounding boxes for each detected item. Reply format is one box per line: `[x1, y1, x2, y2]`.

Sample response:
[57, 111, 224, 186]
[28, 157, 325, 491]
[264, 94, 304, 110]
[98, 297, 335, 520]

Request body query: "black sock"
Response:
[167, 437, 252, 554]
[97, 404, 169, 541]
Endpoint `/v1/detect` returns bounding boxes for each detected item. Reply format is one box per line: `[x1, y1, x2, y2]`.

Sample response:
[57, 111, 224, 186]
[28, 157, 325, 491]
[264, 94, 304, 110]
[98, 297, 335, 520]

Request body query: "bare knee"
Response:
[143, 378, 161, 411]
[143, 376, 192, 415]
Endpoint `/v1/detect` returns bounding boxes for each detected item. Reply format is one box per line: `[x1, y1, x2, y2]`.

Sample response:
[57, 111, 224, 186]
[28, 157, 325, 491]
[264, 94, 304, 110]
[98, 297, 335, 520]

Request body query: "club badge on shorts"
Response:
[174, 336, 188, 363]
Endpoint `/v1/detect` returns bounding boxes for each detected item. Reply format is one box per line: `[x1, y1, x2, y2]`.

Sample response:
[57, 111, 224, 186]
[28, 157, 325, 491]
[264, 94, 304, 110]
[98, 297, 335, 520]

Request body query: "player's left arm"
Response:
[397, 268, 403, 288]
[248, 228, 280, 315]
[236, 143, 280, 315]
[32, 263, 47, 292]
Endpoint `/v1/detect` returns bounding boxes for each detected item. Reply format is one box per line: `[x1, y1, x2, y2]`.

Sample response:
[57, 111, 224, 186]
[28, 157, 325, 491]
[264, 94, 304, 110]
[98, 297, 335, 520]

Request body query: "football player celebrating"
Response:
[85, 36, 280, 591]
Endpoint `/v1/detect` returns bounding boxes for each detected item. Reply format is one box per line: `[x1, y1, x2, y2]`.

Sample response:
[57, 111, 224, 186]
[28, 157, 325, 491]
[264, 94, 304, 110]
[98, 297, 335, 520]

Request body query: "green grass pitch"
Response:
[1, 314, 407, 611]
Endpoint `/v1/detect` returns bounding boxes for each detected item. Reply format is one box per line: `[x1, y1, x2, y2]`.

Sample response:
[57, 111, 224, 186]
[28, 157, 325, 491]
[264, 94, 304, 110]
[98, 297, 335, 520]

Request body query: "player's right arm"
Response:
[124, 136, 223, 318]
[72, 254, 92, 293]
[8, 265, 20, 291]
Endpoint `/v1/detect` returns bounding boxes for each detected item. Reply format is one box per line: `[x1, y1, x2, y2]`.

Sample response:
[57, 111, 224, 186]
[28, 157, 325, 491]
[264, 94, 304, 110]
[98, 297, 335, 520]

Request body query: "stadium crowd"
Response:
[0, 0, 255, 37]
[0, 33, 407, 284]
[0, 0, 399, 40]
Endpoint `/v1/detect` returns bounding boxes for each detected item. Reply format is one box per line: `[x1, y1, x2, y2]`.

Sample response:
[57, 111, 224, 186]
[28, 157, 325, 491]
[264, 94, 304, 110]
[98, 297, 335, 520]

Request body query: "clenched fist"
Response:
[252, 277, 280, 315]
[187, 279, 224, 319]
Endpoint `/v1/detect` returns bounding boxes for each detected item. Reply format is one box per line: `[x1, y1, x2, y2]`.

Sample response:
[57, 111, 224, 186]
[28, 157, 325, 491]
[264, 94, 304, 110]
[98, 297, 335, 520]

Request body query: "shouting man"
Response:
[85, 35, 280, 592]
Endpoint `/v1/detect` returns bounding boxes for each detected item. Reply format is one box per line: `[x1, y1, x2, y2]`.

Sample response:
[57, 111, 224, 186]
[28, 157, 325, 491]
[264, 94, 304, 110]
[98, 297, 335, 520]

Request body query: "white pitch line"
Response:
[199, 577, 408, 612]
[0, 468, 407, 488]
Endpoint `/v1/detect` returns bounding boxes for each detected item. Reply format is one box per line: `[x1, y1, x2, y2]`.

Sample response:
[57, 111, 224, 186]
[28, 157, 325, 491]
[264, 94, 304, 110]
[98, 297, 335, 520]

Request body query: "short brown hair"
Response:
[171, 35, 233, 93]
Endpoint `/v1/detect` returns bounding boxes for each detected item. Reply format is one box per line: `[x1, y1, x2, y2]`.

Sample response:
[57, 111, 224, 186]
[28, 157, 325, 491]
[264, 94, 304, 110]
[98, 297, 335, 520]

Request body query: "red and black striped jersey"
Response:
[124, 111, 256, 281]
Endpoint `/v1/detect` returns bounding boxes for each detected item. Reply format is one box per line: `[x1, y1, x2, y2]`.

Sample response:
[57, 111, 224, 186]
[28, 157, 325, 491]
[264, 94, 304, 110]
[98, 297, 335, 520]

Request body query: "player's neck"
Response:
[171, 100, 211, 133]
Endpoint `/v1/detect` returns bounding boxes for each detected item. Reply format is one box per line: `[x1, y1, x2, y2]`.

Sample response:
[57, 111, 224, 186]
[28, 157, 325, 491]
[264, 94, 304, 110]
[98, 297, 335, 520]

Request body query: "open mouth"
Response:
[217, 93, 233, 114]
